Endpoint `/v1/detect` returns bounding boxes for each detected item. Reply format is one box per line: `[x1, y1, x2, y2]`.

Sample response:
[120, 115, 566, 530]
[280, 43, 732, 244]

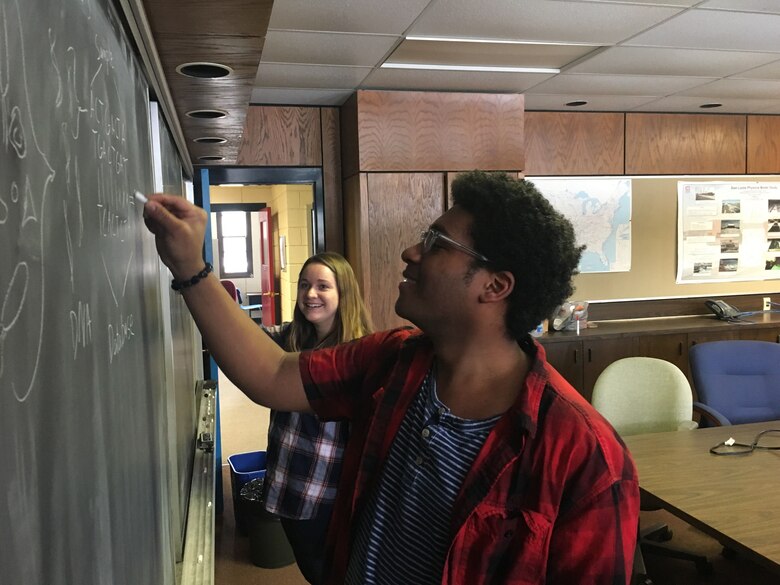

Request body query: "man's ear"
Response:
[480, 270, 515, 303]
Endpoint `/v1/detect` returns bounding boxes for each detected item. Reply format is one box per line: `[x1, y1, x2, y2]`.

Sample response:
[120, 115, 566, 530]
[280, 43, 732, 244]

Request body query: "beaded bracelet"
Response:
[171, 262, 213, 292]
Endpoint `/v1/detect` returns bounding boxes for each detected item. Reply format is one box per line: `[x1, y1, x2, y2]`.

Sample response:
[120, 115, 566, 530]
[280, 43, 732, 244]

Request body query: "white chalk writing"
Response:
[68, 300, 92, 359]
[107, 313, 133, 364]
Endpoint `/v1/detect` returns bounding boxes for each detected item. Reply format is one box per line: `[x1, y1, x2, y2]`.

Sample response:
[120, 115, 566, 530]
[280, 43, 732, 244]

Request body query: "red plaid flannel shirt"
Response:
[301, 328, 639, 585]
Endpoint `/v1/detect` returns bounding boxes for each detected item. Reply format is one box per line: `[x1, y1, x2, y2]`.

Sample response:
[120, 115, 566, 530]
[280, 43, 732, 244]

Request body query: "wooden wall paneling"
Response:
[355, 90, 525, 172]
[365, 173, 446, 330]
[625, 113, 746, 175]
[340, 93, 360, 179]
[343, 174, 370, 308]
[747, 115, 780, 174]
[524, 112, 625, 176]
[321, 107, 343, 253]
[237, 106, 323, 166]
[445, 171, 521, 208]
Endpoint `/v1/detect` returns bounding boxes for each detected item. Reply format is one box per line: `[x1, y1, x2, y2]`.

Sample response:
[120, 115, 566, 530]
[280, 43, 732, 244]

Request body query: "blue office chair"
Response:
[592, 357, 711, 582]
[689, 340, 780, 427]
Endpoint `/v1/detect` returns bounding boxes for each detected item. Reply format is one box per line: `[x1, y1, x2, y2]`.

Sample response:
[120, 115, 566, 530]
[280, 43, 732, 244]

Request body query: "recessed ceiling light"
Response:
[566, 100, 588, 107]
[699, 103, 723, 109]
[176, 62, 232, 79]
[185, 109, 228, 119]
[197, 155, 225, 162]
[193, 136, 227, 144]
[380, 62, 559, 74]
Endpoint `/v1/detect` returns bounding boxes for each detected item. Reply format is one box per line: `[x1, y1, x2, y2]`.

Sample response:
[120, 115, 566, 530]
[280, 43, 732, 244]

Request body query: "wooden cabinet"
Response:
[687, 330, 741, 346]
[747, 115, 780, 174]
[540, 315, 780, 401]
[638, 332, 688, 372]
[340, 90, 526, 327]
[542, 337, 640, 402]
[524, 112, 624, 176]
[625, 113, 746, 175]
[542, 340, 584, 393]
[341, 90, 525, 175]
[737, 327, 780, 343]
[582, 337, 639, 402]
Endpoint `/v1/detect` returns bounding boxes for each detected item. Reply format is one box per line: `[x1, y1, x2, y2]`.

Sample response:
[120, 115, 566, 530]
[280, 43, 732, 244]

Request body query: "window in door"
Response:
[216, 210, 253, 278]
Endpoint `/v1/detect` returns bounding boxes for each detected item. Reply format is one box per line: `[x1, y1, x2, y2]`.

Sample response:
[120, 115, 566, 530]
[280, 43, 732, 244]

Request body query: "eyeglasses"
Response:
[420, 229, 490, 263]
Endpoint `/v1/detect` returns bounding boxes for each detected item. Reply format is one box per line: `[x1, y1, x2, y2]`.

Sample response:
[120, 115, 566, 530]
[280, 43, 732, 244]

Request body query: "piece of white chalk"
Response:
[134, 191, 148, 204]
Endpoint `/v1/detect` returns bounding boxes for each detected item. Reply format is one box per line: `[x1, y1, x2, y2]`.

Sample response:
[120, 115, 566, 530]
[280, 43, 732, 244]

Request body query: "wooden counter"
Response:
[538, 313, 780, 401]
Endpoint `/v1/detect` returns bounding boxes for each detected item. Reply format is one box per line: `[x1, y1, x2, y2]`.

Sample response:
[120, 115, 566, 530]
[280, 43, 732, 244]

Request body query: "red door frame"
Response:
[258, 208, 277, 326]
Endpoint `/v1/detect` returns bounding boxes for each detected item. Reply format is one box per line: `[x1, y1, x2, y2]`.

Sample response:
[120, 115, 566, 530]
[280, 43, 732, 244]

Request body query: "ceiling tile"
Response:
[700, 0, 780, 14]
[523, 93, 660, 111]
[625, 9, 780, 52]
[568, 46, 780, 77]
[254, 63, 373, 89]
[526, 73, 716, 96]
[731, 59, 780, 80]
[261, 30, 400, 66]
[360, 68, 554, 93]
[676, 78, 780, 100]
[755, 102, 780, 114]
[566, 0, 696, 5]
[267, 0, 433, 34]
[631, 95, 780, 113]
[407, 0, 683, 44]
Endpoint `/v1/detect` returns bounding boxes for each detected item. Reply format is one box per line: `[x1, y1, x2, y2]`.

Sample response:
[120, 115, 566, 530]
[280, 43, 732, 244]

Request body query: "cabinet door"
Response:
[542, 340, 584, 395]
[638, 333, 688, 372]
[737, 328, 780, 343]
[688, 330, 741, 347]
[583, 337, 640, 402]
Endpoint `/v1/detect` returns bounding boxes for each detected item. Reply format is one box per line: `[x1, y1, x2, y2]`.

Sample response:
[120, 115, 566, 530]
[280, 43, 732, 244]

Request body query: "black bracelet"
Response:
[171, 262, 213, 292]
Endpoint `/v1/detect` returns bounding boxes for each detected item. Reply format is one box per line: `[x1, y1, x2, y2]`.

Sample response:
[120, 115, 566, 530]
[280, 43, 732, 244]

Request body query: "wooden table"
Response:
[624, 421, 780, 575]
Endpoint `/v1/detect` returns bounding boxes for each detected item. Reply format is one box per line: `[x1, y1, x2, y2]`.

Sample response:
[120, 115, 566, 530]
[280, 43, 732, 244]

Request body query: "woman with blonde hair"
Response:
[263, 252, 371, 584]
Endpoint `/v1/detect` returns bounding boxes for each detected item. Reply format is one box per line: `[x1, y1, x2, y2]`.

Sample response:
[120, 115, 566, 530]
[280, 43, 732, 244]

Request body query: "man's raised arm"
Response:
[142, 193, 310, 412]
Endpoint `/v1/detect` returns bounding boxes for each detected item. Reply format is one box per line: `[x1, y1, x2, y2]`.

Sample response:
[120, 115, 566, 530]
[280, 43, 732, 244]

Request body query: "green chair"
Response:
[592, 357, 711, 584]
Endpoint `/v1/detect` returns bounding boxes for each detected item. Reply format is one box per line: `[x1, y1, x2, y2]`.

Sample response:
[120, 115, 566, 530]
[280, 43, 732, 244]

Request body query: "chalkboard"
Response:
[0, 0, 191, 582]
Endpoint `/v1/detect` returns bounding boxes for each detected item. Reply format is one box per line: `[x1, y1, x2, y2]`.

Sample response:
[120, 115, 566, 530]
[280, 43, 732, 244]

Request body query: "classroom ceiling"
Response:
[141, 0, 780, 166]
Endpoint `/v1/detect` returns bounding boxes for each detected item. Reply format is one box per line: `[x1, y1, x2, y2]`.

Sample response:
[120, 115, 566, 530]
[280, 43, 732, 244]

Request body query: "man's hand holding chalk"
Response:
[140, 193, 209, 283]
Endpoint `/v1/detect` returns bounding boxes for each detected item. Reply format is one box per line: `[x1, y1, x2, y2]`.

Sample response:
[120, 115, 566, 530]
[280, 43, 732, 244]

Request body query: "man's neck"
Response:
[431, 334, 531, 420]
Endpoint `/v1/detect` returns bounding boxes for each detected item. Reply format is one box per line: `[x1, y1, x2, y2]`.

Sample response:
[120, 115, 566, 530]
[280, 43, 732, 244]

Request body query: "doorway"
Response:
[195, 167, 324, 462]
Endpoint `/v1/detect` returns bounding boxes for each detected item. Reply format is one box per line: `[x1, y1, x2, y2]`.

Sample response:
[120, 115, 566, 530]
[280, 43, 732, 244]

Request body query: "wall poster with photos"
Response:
[677, 181, 780, 283]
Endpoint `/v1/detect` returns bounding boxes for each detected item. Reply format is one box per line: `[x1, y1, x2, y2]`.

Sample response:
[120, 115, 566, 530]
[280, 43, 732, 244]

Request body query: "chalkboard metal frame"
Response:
[198, 166, 326, 253]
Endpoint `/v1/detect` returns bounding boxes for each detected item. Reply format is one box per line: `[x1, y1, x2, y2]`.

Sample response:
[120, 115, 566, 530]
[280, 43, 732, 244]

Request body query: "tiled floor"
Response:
[215, 465, 306, 585]
[216, 371, 779, 584]
[216, 370, 306, 584]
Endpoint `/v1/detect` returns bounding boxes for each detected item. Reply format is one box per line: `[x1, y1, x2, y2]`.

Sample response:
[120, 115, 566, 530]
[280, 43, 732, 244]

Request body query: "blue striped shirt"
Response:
[345, 369, 500, 585]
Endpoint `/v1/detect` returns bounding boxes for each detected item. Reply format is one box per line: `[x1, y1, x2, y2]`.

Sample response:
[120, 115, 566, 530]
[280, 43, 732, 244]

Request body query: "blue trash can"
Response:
[228, 451, 266, 535]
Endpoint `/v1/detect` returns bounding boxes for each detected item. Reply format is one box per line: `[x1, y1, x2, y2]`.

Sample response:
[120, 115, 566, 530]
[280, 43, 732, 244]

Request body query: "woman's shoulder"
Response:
[262, 322, 293, 346]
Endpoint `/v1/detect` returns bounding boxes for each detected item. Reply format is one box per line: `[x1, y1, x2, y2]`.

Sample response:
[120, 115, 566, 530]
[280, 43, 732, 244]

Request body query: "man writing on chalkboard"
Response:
[142, 171, 639, 585]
